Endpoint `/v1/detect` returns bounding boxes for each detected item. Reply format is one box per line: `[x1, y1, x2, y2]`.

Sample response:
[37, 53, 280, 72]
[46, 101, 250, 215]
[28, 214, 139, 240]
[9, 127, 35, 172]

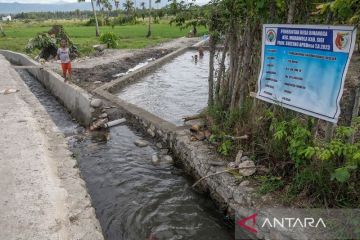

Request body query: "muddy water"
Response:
[117, 50, 210, 126]
[17, 69, 234, 240]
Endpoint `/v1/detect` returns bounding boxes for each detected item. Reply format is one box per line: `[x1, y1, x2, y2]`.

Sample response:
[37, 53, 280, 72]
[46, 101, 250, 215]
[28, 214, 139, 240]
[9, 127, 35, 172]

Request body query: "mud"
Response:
[73, 49, 173, 91]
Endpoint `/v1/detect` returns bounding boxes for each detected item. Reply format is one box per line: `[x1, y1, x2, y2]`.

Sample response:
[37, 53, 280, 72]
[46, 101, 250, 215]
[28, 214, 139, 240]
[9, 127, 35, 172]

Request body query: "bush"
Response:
[85, 16, 109, 26]
[100, 32, 118, 48]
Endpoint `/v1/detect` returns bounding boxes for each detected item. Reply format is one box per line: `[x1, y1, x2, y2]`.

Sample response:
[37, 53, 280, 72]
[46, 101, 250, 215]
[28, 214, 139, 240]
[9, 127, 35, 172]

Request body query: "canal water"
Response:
[17, 69, 234, 240]
[117, 50, 210, 126]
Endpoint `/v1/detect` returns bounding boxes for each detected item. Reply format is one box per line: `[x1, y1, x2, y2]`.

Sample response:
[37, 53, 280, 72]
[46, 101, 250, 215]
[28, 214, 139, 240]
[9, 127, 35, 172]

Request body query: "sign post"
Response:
[256, 24, 357, 123]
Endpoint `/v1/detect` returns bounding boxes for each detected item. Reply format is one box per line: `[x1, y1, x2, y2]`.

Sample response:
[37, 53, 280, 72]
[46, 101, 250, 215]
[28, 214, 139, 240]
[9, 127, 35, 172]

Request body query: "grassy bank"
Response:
[0, 19, 207, 56]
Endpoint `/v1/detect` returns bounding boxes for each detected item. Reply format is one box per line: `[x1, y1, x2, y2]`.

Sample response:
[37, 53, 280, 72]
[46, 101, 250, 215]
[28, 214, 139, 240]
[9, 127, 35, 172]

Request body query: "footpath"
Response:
[0, 54, 103, 240]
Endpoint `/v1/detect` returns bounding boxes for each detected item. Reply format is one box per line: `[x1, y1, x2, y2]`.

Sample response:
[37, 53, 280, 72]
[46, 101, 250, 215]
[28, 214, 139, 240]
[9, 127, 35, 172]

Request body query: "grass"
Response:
[0, 18, 207, 56]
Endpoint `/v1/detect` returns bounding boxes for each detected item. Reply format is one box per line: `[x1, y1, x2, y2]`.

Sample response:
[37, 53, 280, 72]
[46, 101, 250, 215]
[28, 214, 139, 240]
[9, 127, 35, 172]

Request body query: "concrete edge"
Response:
[0, 49, 94, 127]
[94, 46, 189, 93]
[1, 54, 104, 240]
[90, 46, 304, 239]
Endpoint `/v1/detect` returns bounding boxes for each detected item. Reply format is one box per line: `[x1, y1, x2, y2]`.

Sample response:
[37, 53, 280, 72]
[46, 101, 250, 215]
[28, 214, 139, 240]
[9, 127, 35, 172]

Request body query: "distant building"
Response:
[2, 15, 11, 21]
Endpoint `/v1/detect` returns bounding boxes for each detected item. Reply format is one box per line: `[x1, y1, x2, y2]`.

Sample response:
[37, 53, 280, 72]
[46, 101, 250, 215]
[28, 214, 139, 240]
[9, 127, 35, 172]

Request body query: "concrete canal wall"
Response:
[0, 50, 94, 126]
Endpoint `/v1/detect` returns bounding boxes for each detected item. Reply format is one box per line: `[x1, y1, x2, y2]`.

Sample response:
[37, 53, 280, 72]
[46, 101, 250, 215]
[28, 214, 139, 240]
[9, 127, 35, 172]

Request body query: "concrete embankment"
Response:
[0, 50, 95, 126]
[0, 54, 103, 240]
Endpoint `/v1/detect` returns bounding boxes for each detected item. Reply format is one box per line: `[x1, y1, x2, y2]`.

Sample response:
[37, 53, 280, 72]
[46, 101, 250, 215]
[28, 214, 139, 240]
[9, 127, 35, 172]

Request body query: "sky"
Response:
[0, 0, 209, 3]
[0, 0, 82, 2]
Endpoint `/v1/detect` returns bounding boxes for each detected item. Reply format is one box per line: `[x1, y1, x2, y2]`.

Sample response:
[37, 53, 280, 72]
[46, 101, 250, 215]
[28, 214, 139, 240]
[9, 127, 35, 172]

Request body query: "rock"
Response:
[134, 139, 149, 147]
[90, 99, 103, 108]
[240, 156, 250, 162]
[257, 165, 270, 174]
[94, 81, 102, 84]
[93, 44, 106, 52]
[162, 155, 174, 164]
[240, 180, 250, 187]
[238, 160, 256, 176]
[156, 142, 163, 149]
[151, 154, 160, 164]
[99, 113, 108, 119]
[147, 128, 155, 137]
[90, 118, 108, 131]
[190, 124, 200, 133]
[235, 150, 243, 163]
[204, 130, 211, 138]
[227, 161, 238, 168]
[190, 136, 197, 141]
[160, 148, 169, 155]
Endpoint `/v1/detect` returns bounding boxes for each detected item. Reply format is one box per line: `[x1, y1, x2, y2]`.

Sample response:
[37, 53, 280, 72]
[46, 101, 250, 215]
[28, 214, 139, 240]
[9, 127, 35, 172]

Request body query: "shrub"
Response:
[100, 32, 118, 48]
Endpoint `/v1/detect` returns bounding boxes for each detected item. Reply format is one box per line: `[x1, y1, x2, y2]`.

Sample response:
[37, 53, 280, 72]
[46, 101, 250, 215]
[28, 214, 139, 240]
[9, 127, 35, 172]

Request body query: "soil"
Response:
[72, 48, 172, 91]
[45, 37, 201, 92]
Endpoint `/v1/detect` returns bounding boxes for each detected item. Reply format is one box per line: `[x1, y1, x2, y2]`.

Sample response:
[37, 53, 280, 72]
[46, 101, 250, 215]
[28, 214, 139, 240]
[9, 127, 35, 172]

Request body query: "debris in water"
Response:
[90, 118, 108, 131]
[134, 139, 149, 147]
[162, 155, 174, 164]
[103, 118, 126, 128]
[0, 89, 19, 95]
[151, 154, 160, 165]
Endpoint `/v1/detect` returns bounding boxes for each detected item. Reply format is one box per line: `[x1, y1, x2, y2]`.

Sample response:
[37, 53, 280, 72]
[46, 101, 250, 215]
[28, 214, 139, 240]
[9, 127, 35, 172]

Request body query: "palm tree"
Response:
[155, 0, 160, 9]
[141, 2, 146, 20]
[78, 0, 100, 37]
[123, 0, 134, 18]
[146, 0, 152, 37]
[114, 0, 120, 10]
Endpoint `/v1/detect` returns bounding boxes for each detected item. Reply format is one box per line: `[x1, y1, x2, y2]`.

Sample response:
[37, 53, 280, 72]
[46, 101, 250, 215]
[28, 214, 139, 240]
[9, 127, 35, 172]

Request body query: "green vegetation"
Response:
[100, 31, 118, 48]
[204, 0, 360, 207]
[0, 19, 207, 55]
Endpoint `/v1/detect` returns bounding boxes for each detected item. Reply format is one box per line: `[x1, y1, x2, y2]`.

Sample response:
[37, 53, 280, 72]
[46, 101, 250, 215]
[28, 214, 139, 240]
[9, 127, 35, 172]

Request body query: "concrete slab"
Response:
[0, 55, 103, 240]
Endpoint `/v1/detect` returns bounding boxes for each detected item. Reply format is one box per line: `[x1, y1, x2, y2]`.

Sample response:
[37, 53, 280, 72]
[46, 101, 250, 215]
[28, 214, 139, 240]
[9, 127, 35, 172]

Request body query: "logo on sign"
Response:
[266, 29, 276, 42]
[335, 32, 349, 50]
[237, 213, 258, 233]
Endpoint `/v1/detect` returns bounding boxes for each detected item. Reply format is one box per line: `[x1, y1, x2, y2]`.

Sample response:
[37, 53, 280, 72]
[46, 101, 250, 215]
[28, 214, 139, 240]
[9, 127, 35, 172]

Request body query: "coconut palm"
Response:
[146, 0, 152, 37]
[78, 0, 100, 37]
[123, 0, 135, 17]
[114, 0, 120, 10]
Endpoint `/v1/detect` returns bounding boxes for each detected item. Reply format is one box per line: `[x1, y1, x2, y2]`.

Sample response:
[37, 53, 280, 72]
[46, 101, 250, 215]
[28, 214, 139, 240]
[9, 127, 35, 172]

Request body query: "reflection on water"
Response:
[117, 50, 210, 125]
[17, 69, 234, 240]
[71, 126, 233, 240]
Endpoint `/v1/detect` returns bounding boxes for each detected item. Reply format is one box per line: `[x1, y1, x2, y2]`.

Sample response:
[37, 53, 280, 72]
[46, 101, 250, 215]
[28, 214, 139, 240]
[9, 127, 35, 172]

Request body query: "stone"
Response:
[94, 81, 102, 84]
[147, 128, 155, 137]
[162, 155, 174, 164]
[240, 156, 250, 162]
[93, 44, 106, 51]
[151, 154, 160, 164]
[134, 139, 149, 147]
[90, 99, 103, 108]
[239, 180, 250, 187]
[156, 130, 163, 136]
[160, 149, 169, 155]
[257, 165, 270, 174]
[235, 150, 243, 163]
[238, 160, 256, 176]
[156, 142, 163, 149]
[98, 113, 108, 119]
[227, 161, 238, 168]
